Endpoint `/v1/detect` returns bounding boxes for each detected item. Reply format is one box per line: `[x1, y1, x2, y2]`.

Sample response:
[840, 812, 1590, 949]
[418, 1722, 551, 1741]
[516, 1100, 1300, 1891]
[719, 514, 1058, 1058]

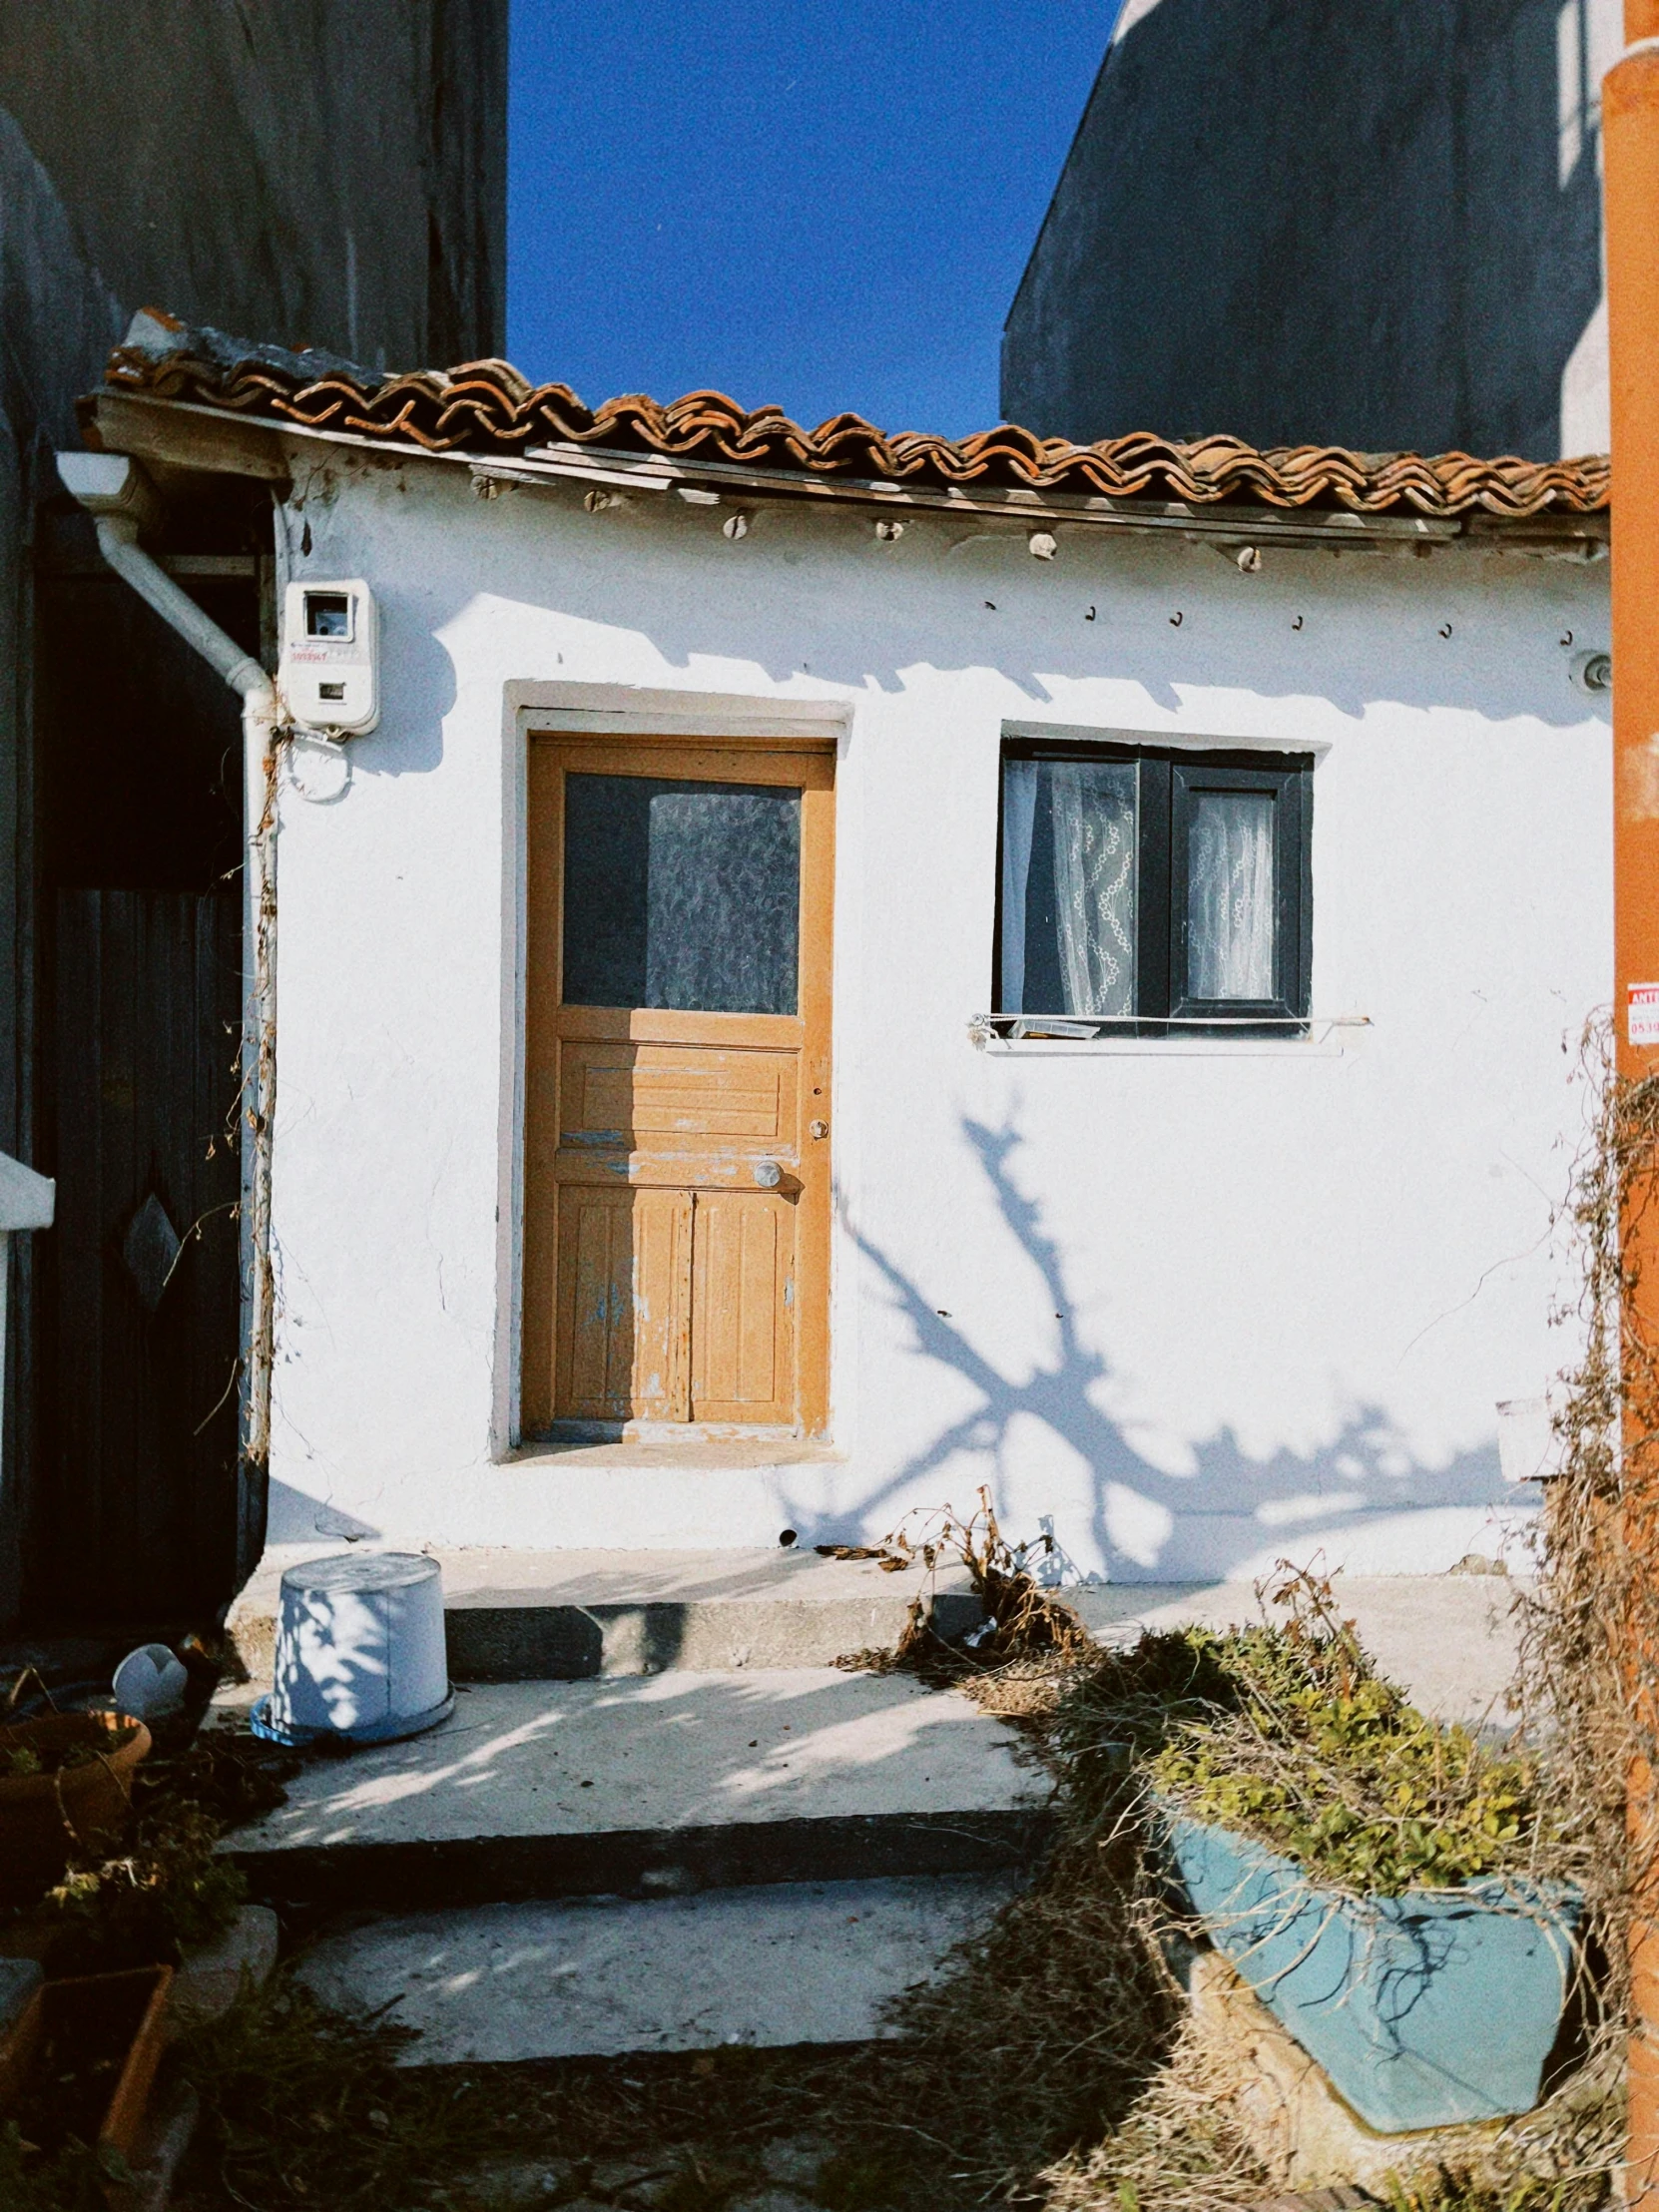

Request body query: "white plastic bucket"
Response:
[256, 1551, 452, 1747]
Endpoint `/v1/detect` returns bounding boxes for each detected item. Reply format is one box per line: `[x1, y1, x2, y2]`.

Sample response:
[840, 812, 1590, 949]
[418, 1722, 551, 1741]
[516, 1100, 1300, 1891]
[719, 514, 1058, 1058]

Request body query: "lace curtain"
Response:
[1001, 760, 1137, 1016]
[1187, 790, 1276, 999]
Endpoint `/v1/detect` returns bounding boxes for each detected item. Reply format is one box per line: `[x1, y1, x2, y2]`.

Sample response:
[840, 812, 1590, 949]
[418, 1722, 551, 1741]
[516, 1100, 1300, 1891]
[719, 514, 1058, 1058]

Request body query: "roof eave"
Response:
[81, 387, 1612, 554]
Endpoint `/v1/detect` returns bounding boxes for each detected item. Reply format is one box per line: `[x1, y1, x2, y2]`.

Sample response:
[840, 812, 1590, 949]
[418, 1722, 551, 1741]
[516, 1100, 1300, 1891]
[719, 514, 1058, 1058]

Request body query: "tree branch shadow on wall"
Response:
[837, 1116, 1523, 1586]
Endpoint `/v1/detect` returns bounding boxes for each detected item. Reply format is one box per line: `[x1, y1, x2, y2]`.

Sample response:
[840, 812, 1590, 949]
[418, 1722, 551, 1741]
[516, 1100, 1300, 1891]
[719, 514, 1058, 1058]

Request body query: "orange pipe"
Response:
[1612, 37, 1659, 1065]
[1609, 9, 1659, 2200]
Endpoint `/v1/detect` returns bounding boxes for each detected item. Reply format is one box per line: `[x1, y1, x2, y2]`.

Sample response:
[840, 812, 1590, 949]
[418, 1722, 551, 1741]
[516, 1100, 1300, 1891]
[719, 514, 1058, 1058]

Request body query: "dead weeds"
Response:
[828, 1487, 1094, 1730]
[170, 2029, 959, 2212]
[812, 1475, 1620, 2210]
[172, 1972, 506, 2210]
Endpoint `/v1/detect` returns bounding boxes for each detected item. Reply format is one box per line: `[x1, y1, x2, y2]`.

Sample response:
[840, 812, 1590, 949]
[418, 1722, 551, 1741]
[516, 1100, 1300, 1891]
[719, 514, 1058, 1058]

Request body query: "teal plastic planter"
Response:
[1162, 1808, 1579, 2131]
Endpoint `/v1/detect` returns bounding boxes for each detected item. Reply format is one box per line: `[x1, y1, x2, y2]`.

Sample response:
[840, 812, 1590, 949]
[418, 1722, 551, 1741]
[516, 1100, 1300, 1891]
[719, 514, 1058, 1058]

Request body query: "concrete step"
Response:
[224, 1669, 1049, 1914]
[295, 1873, 1015, 2064]
[227, 1545, 981, 1683]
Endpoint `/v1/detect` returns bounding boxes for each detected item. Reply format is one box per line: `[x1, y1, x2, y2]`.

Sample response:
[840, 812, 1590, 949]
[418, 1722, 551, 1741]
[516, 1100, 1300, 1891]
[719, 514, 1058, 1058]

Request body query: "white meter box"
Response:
[280, 580, 379, 734]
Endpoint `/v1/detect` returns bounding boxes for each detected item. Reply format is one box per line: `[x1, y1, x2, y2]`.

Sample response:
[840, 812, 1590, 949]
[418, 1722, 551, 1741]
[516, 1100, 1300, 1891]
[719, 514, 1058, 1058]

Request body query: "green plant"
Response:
[1145, 1571, 1554, 1895]
[46, 1792, 250, 1967]
[26, 1727, 294, 1972]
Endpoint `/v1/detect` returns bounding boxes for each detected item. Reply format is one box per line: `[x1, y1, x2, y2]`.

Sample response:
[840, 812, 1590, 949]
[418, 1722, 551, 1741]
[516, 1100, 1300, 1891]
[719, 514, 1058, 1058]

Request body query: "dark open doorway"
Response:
[24, 484, 270, 1629]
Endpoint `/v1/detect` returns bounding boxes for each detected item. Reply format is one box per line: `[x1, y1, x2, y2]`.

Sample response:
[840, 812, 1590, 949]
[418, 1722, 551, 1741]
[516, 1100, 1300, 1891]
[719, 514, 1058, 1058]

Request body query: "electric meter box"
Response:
[279, 580, 379, 734]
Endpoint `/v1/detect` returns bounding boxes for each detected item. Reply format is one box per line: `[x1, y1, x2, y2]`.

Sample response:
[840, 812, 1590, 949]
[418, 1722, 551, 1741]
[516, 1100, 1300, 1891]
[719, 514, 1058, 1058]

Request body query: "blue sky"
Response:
[507, 1, 1119, 438]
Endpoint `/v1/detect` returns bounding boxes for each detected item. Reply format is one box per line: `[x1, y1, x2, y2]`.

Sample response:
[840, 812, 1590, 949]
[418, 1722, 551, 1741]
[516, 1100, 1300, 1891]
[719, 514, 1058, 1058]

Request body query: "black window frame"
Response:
[994, 740, 1314, 1037]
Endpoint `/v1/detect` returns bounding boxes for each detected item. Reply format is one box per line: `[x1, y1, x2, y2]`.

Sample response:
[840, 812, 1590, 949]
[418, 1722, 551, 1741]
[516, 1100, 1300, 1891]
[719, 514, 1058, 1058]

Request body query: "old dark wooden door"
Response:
[31, 890, 244, 1625]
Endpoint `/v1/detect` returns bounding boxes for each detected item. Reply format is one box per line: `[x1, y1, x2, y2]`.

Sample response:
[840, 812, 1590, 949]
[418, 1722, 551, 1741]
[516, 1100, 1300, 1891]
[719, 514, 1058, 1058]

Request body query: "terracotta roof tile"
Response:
[103, 312, 1609, 520]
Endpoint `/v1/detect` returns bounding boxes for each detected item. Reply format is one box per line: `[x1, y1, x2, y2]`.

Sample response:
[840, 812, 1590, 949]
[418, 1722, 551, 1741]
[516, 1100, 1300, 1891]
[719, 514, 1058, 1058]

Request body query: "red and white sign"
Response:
[1631, 983, 1659, 1048]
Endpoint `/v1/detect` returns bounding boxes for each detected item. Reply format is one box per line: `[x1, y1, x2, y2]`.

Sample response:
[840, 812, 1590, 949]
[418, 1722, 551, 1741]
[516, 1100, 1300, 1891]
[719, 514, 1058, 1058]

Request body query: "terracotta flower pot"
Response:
[0, 1963, 175, 2166]
[0, 1710, 151, 1903]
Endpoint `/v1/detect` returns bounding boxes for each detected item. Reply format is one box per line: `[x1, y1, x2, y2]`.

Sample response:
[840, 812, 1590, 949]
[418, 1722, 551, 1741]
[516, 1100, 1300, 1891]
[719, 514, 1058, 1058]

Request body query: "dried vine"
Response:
[1517, 1024, 1659, 2021]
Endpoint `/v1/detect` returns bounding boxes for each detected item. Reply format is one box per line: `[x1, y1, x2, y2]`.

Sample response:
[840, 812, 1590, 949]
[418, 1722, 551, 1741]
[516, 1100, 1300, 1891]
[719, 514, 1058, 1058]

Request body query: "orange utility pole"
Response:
[1608, 5, 1659, 2199]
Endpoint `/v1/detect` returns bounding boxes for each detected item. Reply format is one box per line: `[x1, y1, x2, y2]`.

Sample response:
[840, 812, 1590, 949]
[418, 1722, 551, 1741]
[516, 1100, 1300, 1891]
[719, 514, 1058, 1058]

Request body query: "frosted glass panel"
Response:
[563, 775, 801, 1014]
[1188, 790, 1275, 999]
[1000, 758, 1136, 1015]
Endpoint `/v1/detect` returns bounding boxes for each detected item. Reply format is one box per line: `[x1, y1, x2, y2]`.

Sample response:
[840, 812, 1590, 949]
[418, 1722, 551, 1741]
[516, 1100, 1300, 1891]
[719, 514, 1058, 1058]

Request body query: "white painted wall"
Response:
[261, 446, 1611, 1584]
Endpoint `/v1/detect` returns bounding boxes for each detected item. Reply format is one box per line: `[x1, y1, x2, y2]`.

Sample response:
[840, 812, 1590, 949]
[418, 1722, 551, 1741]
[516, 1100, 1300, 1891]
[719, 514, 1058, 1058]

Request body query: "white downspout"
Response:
[56, 452, 283, 1478]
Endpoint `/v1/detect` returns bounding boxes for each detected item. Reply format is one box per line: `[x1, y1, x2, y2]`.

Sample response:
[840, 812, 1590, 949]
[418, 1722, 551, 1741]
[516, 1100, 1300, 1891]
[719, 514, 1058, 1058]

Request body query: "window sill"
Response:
[968, 1015, 1367, 1059]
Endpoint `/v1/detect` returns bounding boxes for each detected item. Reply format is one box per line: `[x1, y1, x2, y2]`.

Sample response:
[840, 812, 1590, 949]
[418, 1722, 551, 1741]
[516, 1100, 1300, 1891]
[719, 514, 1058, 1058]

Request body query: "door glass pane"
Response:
[1000, 758, 1137, 1015]
[1188, 790, 1276, 999]
[563, 774, 801, 1014]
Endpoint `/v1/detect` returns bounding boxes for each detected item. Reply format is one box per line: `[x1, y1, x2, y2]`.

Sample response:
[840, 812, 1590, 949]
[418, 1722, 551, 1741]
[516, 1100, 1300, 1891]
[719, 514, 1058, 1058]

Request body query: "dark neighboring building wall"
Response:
[0, 0, 507, 1626]
[1001, 0, 1614, 461]
[0, 0, 506, 384]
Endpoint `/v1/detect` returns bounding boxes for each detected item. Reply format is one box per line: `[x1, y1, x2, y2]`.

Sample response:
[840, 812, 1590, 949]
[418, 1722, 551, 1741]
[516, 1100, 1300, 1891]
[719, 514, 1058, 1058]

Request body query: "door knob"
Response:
[753, 1160, 783, 1189]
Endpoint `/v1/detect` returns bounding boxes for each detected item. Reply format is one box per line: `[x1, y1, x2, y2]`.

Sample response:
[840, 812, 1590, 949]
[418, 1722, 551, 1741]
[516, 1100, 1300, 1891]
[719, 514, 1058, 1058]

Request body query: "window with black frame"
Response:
[995, 742, 1313, 1035]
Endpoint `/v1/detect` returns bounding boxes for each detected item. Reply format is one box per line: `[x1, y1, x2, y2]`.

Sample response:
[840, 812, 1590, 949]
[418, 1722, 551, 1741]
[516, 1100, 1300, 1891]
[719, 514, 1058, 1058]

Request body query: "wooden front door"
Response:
[524, 737, 833, 1436]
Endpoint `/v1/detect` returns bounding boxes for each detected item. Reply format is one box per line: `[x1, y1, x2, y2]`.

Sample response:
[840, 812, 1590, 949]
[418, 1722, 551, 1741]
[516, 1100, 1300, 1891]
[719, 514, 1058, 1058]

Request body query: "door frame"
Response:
[501, 686, 848, 1453]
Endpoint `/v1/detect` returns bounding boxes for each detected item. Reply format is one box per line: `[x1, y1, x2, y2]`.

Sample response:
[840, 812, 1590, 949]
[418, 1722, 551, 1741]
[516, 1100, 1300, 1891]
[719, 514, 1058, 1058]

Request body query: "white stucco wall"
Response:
[261, 446, 1611, 1583]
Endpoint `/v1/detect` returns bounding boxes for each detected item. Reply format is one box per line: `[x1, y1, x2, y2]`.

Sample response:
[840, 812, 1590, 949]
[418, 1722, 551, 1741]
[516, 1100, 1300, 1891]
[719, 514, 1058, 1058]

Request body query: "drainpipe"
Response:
[55, 452, 283, 1481]
[1606, 8, 1659, 2202]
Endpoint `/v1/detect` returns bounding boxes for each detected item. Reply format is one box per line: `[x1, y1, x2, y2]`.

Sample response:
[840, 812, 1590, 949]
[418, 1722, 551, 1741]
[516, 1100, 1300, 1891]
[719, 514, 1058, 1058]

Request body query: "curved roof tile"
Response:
[104, 313, 1610, 519]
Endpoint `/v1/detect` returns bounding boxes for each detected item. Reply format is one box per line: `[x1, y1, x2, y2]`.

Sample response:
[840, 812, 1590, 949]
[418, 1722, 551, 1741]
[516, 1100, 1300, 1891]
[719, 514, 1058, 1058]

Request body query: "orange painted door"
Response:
[524, 737, 833, 1435]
